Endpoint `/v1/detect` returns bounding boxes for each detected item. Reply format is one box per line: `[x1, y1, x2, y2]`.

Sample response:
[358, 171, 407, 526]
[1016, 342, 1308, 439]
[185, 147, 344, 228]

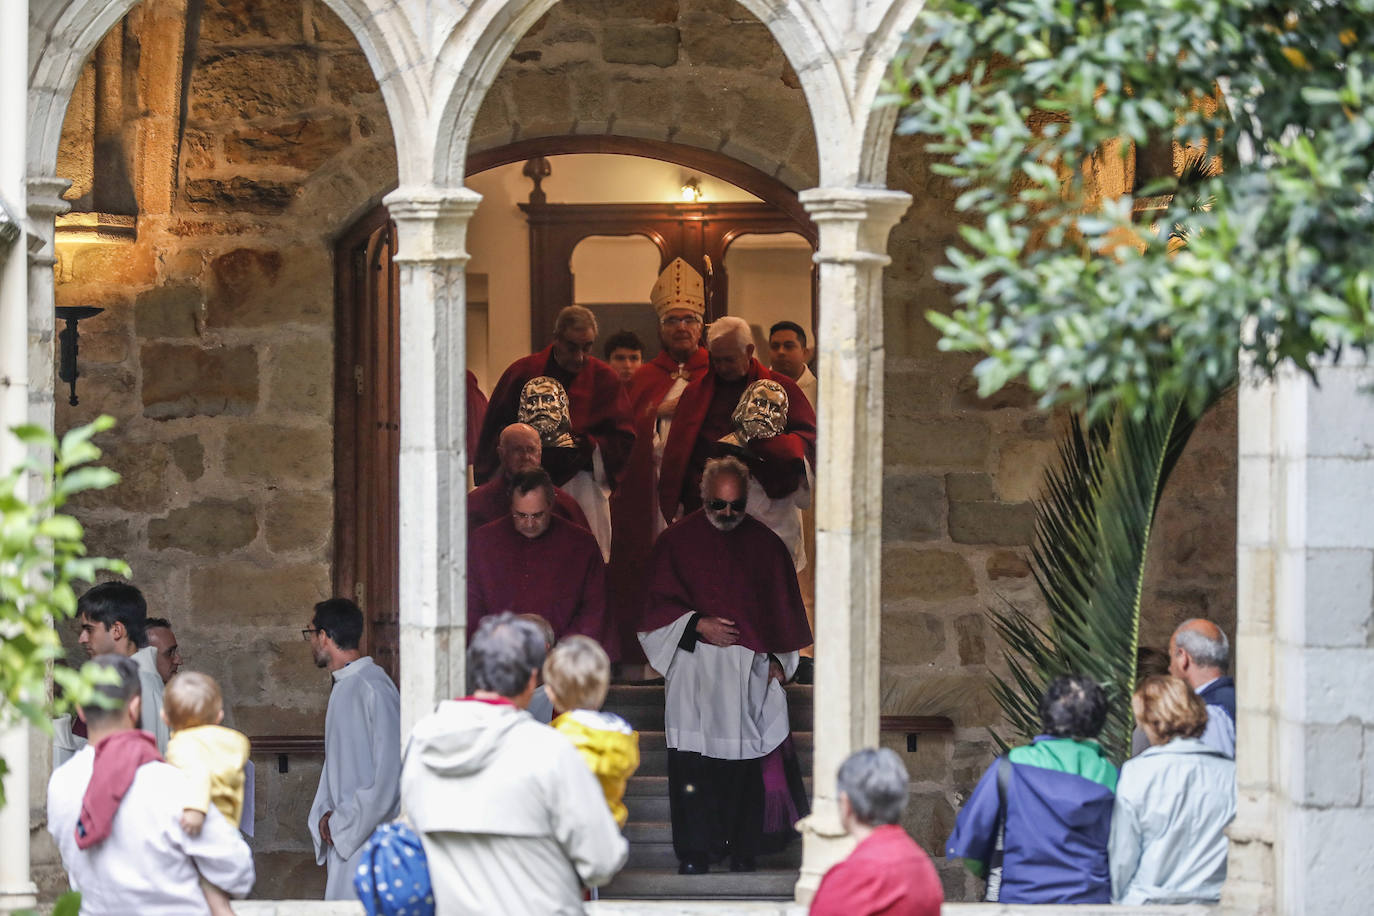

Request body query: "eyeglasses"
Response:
[301, 627, 321, 641]
[661, 315, 703, 327]
[705, 498, 747, 512]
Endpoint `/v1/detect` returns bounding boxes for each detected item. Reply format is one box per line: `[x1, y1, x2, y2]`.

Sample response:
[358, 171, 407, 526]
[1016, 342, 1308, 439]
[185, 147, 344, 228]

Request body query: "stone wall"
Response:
[472, 0, 819, 188]
[47, 0, 397, 899]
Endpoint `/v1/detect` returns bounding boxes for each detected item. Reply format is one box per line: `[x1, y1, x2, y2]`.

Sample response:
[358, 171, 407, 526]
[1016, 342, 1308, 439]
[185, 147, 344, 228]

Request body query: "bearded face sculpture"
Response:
[731, 379, 788, 443]
[517, 376, 575, 447]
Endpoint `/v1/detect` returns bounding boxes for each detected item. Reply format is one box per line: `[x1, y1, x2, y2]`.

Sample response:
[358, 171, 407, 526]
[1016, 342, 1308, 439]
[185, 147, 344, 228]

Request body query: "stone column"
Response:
[794, 186, 910, 903]
[1229, 356, 1374, 915]
[384, 186, 482, 739]
[0, 0, 38, 909]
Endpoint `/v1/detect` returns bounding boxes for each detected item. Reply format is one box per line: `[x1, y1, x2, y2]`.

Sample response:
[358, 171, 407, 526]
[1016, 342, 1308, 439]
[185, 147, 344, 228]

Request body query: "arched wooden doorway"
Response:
[334, 138, 814, 681]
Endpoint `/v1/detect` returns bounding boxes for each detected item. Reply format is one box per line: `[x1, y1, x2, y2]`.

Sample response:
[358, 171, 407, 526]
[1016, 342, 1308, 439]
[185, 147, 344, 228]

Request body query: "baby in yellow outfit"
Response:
[162, 671, 251, 916]
[543, 636, 640, 828]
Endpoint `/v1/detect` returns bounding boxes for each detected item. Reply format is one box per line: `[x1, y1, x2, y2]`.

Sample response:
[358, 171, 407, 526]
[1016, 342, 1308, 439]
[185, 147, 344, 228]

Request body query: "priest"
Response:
[473, 305, 634, 519]
[658, 316, 816, 550]
[468, 467, 608, 651]
[608, 257, 710, 660]
[638, 457, 812, 875]
[467, 422, 590, 531]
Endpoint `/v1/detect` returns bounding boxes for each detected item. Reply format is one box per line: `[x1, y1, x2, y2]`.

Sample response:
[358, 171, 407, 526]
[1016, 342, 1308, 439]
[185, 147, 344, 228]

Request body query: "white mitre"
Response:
[650, 257, 706, 319]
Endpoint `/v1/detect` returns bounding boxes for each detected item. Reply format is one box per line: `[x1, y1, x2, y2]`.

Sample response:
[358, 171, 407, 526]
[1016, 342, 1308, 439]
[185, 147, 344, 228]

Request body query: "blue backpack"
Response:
[353, 820, 435, 916]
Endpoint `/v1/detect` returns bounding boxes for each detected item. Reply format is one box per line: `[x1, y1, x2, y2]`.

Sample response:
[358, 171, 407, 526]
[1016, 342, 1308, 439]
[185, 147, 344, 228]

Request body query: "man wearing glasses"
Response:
[637, 457, 812, 875]
[303, 598, 401, 900]
[608, 258, 712, 662]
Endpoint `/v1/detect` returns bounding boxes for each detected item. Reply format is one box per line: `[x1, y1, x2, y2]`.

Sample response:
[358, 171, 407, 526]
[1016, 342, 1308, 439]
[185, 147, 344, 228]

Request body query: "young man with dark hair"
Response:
[767, 319, 815, 408]
[75, 582, 169, 751]
[947, 673, 1118, 904]
[603, 329, 645, 383]
[304, 598, 402, 900]
[47, 654, 255, 913]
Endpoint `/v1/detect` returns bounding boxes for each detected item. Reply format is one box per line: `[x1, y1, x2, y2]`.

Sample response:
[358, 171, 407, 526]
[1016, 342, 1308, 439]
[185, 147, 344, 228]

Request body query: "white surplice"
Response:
[47, 745, 255, 915]
[131, 645, 170, 752]
[308, 656, 402, 900]
[640, 611, 798, 761]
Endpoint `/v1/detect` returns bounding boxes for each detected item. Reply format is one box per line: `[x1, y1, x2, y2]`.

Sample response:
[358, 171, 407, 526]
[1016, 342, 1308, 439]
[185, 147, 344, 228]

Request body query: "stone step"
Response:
[599, 867, 799, 900]
[625, 774, 813, 799]
[628, 734, 814, 777]
[625, 841, 803, 870]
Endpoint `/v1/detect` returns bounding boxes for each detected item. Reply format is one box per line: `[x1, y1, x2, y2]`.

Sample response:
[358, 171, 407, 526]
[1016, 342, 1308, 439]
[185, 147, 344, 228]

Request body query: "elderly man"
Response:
[1168, 618, 1236, 757]
[810, 748, 942, 915]
[467, 422, 590, 531]
[144, 617, 183, 684]
[305, 598, 402, 900]
[401, 612, 628, 914]
[473, 304, 634, 501]
[47, 654, 255, 913]
[658, 316, 816, 549]
[74, 582, 169, 752]
[638, 457, 813, 874]
[947, 674, 1118, 904]
[468, 467, 607, 649]
[608, 257, 712, 660]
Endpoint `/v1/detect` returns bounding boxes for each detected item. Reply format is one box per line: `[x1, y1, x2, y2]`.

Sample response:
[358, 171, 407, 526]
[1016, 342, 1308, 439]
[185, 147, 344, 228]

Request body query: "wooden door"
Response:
[333, 205, 401, 683]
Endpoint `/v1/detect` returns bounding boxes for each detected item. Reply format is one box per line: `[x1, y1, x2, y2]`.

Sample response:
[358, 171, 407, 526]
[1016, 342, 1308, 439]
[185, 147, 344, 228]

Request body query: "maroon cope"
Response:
[472, 346, 634, 489]
[467, 514, 609, 651]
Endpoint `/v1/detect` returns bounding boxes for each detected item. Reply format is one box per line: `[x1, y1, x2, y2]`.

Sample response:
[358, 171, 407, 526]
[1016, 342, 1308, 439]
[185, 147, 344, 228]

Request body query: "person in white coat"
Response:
[1110, 675, 1236, 904]
[47, 654, 254, 914]
[401, 612, 628, 915]
[305, 598, 402, 900]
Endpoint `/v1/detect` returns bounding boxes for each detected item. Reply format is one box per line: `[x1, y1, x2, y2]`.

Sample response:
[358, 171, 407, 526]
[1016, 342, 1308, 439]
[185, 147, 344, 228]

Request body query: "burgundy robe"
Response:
[473, 346, 634, 488]
[809, 825, 943, 916]
[606, 347, 710, 661]
[466, 370, 488, 462]
[466, 477, 590, 532]
[640, 510, 811, 655]
[657, 358, 816, 524]
[467, 515, 609, 652]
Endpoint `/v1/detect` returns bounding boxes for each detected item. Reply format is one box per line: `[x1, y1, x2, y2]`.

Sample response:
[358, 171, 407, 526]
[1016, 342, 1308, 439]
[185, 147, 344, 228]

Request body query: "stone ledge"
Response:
[207, 901, 1224, 915]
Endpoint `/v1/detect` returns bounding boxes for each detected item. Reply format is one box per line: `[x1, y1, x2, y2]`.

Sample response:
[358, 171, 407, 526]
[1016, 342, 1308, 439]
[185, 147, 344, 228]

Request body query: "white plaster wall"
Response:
[724, 234, 814, 350]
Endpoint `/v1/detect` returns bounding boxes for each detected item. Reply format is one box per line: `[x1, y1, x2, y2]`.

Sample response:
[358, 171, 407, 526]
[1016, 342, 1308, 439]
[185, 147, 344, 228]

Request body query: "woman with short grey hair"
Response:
[809, 748, 942, 915]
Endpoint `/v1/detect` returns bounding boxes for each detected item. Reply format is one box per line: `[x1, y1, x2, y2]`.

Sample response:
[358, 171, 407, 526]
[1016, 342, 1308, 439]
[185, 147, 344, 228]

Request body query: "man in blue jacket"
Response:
[1169, 618, 1236, 757]
[947, 674, 1118, 904]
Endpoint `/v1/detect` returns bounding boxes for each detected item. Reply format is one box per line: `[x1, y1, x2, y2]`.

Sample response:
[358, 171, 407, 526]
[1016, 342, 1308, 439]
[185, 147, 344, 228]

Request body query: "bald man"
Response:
[467, 423, 591, 532]
[1168, 618, 1236, 758]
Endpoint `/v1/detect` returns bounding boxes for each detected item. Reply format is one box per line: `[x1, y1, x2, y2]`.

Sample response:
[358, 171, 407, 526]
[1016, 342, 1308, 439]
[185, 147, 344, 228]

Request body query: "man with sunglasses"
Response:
[637, 457, 813, 875]
[473, 305, 634, 503]
[303, 598, 401, 900]
[608, 258, 712, 662]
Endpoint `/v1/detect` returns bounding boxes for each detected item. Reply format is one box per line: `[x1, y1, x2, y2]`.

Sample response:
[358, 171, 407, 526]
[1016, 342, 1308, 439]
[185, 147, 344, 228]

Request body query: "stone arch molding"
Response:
[27, 0, 422, 182]
[432, 0, 930, 190]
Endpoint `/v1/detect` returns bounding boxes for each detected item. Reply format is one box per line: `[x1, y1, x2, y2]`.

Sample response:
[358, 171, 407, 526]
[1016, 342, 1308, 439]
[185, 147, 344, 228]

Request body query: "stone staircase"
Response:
[598, 683, 813, 901]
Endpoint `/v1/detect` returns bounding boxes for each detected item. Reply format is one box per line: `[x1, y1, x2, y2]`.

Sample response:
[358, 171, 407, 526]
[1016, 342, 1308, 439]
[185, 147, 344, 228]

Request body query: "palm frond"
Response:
[987, 384, 1227, 763]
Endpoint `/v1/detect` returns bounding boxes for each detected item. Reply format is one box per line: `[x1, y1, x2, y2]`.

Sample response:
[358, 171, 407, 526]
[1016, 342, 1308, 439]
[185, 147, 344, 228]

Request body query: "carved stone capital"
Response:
[799, 187, 912, 265]
[383, 185, 483, 265]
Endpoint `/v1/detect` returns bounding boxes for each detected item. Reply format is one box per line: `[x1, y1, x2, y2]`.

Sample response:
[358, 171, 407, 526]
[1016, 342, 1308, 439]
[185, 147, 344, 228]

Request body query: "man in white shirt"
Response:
[305, 598, 402, 899]
[74, 581, 169, 752]
[47, 654, 254, 914]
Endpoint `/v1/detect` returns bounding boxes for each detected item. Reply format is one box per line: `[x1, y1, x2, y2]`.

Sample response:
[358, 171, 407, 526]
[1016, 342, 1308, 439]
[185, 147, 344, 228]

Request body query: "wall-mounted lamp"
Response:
[680, 177, 703, 203]
[54, 306, 104, 407]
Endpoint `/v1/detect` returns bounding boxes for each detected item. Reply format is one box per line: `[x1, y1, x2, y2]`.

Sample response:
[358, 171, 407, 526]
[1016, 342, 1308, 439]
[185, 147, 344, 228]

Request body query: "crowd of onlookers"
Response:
[43, 571, 1237, 915]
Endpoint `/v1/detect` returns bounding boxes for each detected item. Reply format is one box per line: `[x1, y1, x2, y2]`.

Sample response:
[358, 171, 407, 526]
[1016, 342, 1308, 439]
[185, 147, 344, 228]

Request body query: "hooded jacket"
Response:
[550, 709, 640, 827]
[401, 698, 627, 915]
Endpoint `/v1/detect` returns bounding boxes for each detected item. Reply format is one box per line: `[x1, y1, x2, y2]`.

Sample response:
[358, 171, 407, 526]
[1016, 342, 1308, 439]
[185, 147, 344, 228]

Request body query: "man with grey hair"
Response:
[638, 457, 813, 875]
[1169, 618, 1236, 757]
[401, 612, 627, 914]
[656, 315, 816, 545]
[473, 304, 635, 504]
[810, 748, 942, 915]
[47, 654, 255, 913]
